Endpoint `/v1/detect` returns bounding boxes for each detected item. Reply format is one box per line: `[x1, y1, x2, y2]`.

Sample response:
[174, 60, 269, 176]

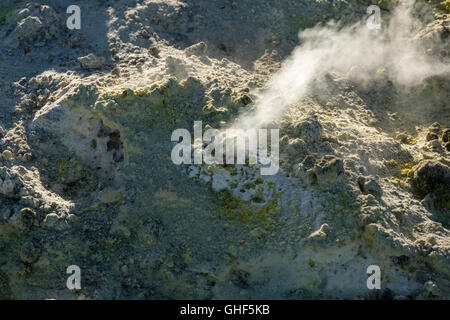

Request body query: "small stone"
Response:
[429, 122, 440, 133]
[428, 139, 443, 152]
[0, 172, 16, 197]
[308, 223, 329, 239]
[314, 155, 344, 181]
[11, 208, 36, 231]
[43, 213, 60, 228]
[100, 189, 123, 204]
[410, 160, 450, 195]
[78, 54, 105, 70]
[188, 165, 199, 177]
[420, 193, 435, 210]
[426, 235, 437, 245]
[395, 133, 408, 143]
[426, 131, 438, 141]
[301, 155, 316, 170]
[212, 171, 231, 191]
[200, 174, 211, 183]
[364, 179, 383, 199]
[149, 46, 160, 58]
[444, 141, 450, 152]
[185, 42, 208, 57]
[14, 16, 43, 40]
[2, 150, 13, 161]
[19, 239, 41, 264]
[291, 116, 323, 144]
[442, 128, 450, 143]
[423, 281, 440, 298]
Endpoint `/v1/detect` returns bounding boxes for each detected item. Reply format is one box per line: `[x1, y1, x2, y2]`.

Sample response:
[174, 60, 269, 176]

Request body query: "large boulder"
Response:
[410, 160, 450, 196]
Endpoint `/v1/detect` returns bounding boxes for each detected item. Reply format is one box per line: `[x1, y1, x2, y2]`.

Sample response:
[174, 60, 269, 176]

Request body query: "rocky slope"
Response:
[0, 0, 449, 299]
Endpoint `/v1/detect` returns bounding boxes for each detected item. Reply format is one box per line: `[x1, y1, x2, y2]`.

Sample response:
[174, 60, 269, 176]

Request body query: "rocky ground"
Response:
[0, 0, 449, 299]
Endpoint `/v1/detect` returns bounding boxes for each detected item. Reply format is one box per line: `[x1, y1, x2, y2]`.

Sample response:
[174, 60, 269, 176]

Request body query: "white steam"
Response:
[232, 1, 449, 130]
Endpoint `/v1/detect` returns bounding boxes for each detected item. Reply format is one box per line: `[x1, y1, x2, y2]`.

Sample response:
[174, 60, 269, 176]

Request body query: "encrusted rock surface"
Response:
[0, 0, 449, 300]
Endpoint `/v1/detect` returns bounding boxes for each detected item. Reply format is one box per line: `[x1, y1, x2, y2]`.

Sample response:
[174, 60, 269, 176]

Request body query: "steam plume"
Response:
[232, 0, 449, 130]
